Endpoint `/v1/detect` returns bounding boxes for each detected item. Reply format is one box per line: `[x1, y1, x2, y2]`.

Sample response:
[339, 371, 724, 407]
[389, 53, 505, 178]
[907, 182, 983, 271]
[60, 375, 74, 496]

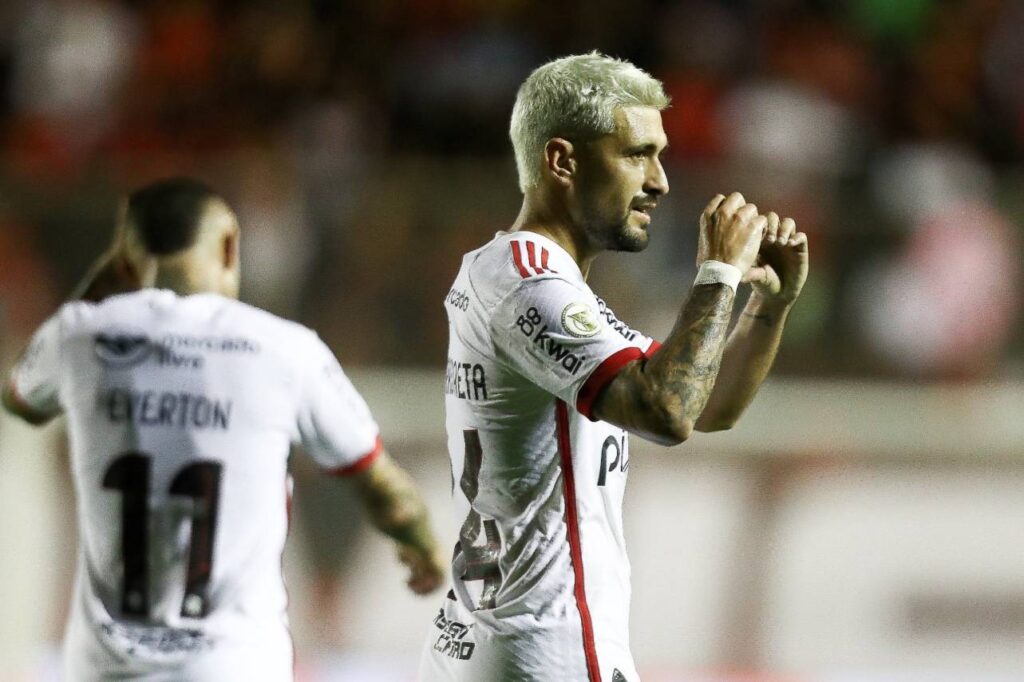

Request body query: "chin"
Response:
[610, 225, 650, 253]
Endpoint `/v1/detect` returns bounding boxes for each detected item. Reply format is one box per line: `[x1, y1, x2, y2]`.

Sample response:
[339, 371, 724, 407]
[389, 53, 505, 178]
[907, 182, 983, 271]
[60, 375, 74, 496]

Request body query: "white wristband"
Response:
[694, 260, 742, 292]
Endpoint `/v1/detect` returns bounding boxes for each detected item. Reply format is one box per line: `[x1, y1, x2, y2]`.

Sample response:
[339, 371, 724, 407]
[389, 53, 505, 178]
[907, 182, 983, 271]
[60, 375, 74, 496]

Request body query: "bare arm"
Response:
[350, 450, 445, 594]
[72, 198, 151, 303]
[592, 193, 764, 445]
[3, 205, 145, 425]
[70, 251, 141, 303]
[695, 215, 809, 431]
[593, 283, 735, 445]
[3, 255, 132, 425]
[693, 294, 790, 431]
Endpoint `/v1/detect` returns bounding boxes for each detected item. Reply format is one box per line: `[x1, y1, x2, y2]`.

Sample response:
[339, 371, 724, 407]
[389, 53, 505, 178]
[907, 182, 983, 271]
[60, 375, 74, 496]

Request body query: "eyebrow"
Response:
[627, 142, 668, 154]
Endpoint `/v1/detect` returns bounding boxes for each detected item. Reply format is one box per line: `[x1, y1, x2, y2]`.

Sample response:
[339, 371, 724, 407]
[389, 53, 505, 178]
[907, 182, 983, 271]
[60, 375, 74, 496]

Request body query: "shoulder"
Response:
[464, 232, 587, 302]
[58, 289, 170, 329]
[207, 296, 324, 354]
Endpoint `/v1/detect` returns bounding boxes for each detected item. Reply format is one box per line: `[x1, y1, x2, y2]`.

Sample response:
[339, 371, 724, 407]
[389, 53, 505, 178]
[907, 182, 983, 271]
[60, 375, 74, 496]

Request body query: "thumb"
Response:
[745, 264, 782, 295]
[742, 266, 768, 285]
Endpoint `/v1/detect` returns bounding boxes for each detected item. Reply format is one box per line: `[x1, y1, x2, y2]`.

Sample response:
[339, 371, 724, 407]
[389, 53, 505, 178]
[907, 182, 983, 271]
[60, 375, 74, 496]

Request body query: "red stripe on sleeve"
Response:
[576, 347, 645, 421]
[525, 241, 541, 274]
[510, 241, 531, 279]
[644, 340, 663, 358]
[325, 435, 383, 477]
[555, 401, 603, 682]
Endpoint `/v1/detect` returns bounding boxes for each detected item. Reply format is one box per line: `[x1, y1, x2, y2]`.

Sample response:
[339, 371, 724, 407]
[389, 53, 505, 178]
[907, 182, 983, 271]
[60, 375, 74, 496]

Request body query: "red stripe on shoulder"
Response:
[576, 347, 645, 421]
[541, 247, 554, 274]
[325, 435, 383, 477]
[510, 241, 531, 279]
[526, 241, 542, 274]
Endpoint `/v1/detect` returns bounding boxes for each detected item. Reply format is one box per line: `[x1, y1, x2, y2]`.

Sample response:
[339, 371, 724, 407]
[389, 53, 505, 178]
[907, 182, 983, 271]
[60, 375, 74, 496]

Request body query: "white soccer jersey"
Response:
[7, 289, 381, 682]
[421, 232, 660, 682]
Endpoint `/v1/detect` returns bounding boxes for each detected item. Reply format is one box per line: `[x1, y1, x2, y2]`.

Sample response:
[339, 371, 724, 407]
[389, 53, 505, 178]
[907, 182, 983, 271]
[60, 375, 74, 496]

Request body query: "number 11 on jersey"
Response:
[103, 452, 223, 619]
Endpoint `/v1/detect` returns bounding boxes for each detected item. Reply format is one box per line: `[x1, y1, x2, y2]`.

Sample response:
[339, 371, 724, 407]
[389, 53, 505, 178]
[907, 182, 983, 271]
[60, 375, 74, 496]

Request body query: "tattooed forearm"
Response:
[355, 453, 435, 552]
[591, 282, 737, 444]
[651, 283, 735, 421]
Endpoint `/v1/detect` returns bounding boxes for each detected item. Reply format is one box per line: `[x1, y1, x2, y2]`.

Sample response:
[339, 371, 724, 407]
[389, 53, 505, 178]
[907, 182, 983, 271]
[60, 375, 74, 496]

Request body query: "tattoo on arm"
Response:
[593, 283, 736, 442]
[653, 284, 736, 421]
[355, 454, 435, 552]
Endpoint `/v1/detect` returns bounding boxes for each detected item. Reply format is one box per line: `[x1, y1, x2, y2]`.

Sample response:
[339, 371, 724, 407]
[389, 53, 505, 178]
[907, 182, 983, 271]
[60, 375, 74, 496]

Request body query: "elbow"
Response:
[647, 397, 695, 446]
[659, 417, 694, 446]
[650, 430, 689, 447]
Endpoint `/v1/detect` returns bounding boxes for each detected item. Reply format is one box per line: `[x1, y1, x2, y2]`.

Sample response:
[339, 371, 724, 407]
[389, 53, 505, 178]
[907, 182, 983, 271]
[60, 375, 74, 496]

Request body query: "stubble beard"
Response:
[579, 199, 651, 254]
[607, 214, 650, 253]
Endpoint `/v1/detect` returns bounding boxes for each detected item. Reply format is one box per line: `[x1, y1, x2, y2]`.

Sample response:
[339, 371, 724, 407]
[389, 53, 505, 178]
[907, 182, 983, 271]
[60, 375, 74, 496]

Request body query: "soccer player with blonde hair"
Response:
[421, 53, 808, 681]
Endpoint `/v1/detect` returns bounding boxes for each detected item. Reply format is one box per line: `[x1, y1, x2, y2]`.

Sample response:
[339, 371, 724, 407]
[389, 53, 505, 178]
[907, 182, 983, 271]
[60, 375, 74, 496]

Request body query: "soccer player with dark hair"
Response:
[420, 54, 809, 681]
[3, 178, 445, 681]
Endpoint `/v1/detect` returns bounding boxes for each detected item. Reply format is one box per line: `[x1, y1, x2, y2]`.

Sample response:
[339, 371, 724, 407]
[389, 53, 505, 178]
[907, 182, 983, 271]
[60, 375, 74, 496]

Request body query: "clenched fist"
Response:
[697, 192, 765, 275]
[743, 212, 808, 304]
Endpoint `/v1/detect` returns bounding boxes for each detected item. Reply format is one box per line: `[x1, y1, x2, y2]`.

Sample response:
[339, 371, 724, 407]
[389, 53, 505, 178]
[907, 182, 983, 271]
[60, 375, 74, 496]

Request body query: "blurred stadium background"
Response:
[0, 0, 1022, 680]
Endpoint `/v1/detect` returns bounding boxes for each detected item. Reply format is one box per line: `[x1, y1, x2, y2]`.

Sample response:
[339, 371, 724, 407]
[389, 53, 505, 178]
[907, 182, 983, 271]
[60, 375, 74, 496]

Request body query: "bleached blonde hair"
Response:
[509, 52, 670, 193]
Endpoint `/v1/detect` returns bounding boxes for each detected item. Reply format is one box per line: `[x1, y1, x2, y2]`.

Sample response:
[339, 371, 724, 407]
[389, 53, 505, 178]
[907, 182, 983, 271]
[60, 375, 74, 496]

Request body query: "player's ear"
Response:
[544, 138, 576, 187]
[222, 226, 238, 271]
[219, 226, 241, 298]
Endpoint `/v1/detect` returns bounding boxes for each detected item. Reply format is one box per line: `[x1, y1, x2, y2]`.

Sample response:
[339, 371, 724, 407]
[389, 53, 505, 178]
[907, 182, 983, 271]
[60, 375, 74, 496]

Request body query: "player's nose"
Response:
[644, 158, 669, 197]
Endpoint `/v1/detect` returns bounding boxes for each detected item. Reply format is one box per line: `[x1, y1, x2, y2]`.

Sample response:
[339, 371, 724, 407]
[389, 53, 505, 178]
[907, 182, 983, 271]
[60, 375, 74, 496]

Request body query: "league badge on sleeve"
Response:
[561, 302, 601, 338]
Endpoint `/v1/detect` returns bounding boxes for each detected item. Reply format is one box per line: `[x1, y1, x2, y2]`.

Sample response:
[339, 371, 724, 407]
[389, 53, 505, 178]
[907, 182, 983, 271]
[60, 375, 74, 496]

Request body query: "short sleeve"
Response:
[296, 335, 382, 476]
[489, 276, 658, 420]
[7, 314, 63, 419]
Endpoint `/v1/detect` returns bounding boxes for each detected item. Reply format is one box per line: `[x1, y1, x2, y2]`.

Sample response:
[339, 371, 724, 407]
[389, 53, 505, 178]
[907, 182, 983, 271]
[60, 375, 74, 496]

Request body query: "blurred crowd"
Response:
[1, 0, 1023, 379]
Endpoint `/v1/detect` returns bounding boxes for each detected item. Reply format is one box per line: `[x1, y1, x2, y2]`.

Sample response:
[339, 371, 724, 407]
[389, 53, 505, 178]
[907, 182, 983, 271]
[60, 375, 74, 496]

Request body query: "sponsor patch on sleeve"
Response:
[561, 302, 601, 338]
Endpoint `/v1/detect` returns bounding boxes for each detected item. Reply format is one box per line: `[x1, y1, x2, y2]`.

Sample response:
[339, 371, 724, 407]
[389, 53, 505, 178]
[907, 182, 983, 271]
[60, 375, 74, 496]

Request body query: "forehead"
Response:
[612, 106, 667, 148]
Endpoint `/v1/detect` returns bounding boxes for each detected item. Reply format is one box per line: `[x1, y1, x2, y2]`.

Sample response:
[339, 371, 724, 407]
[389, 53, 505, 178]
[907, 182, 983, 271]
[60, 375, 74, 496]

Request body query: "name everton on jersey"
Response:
[101, 388, 233, 431]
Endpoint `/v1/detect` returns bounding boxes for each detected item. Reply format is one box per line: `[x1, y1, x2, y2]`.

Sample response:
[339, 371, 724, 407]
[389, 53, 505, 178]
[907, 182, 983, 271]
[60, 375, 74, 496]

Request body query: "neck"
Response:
[510, 192, 597, 279]
[152, 259, 216, 296]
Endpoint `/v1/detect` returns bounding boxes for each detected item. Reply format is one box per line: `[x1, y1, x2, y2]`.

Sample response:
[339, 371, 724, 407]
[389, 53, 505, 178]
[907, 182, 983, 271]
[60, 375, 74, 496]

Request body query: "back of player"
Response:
[16, 290, 378, 680]
[3, 178, 447, 681]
